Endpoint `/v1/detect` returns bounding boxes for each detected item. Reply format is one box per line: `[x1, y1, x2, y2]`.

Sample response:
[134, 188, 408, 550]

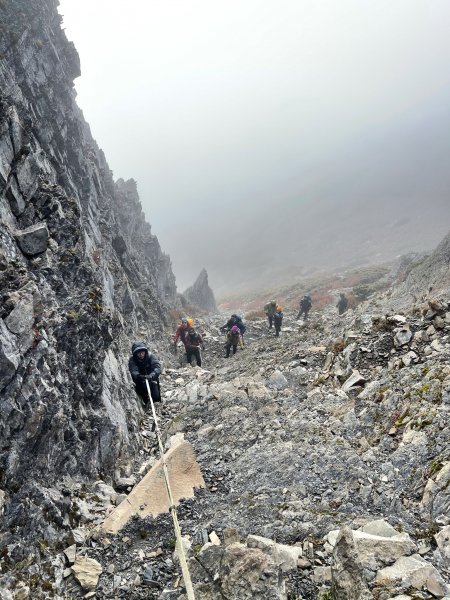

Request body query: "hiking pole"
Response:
[144, 379, 196, 600]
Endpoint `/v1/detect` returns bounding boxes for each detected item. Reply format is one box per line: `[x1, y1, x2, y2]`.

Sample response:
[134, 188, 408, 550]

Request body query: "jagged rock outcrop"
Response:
[0, 0, 177, 571]
[182, 267, 217, 312]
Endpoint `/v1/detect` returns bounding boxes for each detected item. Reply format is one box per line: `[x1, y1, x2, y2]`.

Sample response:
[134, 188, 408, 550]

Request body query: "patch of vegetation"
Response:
[37, 539, 49, 554]
[329, 338, 345, 353]
[88, 286, 103, 313]
[415, 520, 441, 540]
[167, 537, 177, 550]
[193, 543, 202, 555]
[418, 383, 430, 395]
[66, 309, 80, 322]
[312, 375, 327, 387]
[352, 284, 371, 302]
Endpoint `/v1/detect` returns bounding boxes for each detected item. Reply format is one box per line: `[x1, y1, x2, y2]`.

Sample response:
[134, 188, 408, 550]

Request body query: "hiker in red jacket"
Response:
[174, 318, 190, 348]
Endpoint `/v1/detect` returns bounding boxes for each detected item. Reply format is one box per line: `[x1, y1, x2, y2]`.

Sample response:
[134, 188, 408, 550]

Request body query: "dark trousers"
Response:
[135, 379, 161, 404]
[274, 316, 282, 336]
[186, 347, 202, 367]
[225, 343, 237, 357]
[297, 308, 310, 319]
[268, 315, 273, 328]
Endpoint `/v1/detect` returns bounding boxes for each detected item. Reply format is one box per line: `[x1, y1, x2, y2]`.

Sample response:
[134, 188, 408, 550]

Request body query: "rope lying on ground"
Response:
[145, 379, 196, 600]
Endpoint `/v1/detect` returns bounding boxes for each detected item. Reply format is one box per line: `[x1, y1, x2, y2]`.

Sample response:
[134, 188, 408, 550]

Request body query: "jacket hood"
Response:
[132, 341, 148, 355]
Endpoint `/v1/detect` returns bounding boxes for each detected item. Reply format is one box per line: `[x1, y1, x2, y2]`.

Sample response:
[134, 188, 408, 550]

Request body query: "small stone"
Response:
[71, 556, 103, 591]
[223, 528, 240, 546]
[267, 370, 288, 390]
[394, 328, 413, 348]
[115, 493, 127, 505]
[112, 575, 121, 591]
[209, 531, 221, 546]
[297, 558, 312, 569]
[71, 527, 88, 544]
[342, 370, 366, 392]
[63, 544, 77, 565]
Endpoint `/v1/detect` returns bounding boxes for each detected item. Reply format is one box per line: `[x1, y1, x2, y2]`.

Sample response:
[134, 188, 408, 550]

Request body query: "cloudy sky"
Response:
[58, 0, 450, 294]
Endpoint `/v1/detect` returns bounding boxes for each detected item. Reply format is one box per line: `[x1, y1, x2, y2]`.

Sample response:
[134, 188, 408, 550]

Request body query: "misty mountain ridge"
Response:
[212, 194, 449, 298]
[162, 88, 450, 294]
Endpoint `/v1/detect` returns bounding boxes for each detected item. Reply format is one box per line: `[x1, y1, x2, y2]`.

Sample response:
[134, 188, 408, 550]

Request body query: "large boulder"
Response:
[14, 223, 49, 256]
[375, 554, 449, 597]
[326, 521, 416, 570]
[192, 541, 288, 599]
[247, 534, 302, 572]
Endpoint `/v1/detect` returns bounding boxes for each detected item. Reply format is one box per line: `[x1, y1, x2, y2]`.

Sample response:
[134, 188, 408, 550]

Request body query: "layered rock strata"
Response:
[0, 0, 176, 554]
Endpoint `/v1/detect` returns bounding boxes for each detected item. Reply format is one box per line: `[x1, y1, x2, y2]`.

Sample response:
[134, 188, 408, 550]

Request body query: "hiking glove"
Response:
[146, 372, 157, 381]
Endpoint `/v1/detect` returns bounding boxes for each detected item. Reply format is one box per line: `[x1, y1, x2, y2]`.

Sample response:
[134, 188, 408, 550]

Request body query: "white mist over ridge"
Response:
[59, 0, 450, 293]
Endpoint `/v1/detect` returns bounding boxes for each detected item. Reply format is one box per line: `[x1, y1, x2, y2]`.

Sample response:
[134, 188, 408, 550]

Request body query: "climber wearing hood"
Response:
[128, 342, 162, 406]
[184, 327, 204, 367]
[297, 294, 312, 320]
[224, 325, 244, 358]
[220, 314, 246, 336]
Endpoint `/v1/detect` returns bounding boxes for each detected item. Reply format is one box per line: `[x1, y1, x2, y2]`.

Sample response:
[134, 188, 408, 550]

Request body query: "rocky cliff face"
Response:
[0, 0, 176, 554]
[182, 268, 217, 313]
[403, 229, 450, 299]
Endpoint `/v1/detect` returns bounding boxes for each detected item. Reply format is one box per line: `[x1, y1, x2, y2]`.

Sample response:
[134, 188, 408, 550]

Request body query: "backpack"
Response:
[188, 329, 200, 343]
[229, 331, 240, 344]
[236, 319, 246, 334]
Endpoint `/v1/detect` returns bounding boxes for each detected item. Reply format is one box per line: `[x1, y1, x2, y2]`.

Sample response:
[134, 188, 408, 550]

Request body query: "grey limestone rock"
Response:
[183, 268, 217, 312]
[0, 0, 179, 587]
[0, 319, 20, 392]
[14, 223, 49, 256]
[375, 554, 450, 597]
[331, 526, 373, 600]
